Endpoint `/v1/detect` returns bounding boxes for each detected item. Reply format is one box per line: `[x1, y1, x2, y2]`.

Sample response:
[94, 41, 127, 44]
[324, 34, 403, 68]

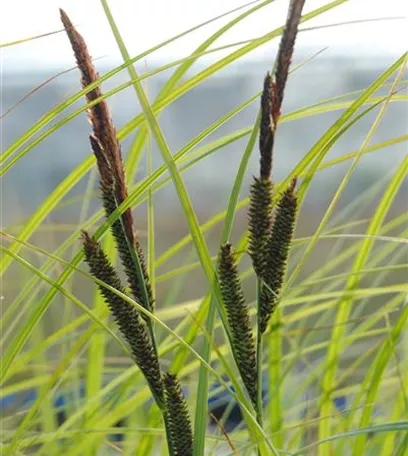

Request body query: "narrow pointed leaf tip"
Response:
[218, 243, 258, 405]
[81, 231, 163, 404]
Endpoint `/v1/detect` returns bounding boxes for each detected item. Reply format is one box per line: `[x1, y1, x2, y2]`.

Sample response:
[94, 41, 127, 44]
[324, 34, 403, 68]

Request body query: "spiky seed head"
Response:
[163, 372, 193, 456]
[81, 231, 163, 403]
[248, 177, 273, 277]
[259, 73, 274, 180]
[260, 178, 298, 333]
[270, 0, 306, 126]
[218, 243, 258, 406]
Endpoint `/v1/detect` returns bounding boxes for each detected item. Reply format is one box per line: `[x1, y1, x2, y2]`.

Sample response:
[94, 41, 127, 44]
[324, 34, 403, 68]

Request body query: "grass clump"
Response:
[1, 0, 407, 455]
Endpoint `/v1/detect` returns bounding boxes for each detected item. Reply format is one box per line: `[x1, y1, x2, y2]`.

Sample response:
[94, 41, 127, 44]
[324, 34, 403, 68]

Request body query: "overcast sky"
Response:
[1, 0, 407, 71]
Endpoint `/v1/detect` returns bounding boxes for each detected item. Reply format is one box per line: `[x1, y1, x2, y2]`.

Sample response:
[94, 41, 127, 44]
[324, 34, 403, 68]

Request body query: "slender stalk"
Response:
[163, 413, 176, 456]
[116, 206, 160, 359]
[115, 176, 175, 456]
[256, 279, 264, 456]
[255, 278, 264, 429]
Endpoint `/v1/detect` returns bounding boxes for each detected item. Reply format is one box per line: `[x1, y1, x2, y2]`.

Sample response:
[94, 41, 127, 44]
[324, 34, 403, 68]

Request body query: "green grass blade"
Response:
[318, 57, 407, 454]
[291, 421, 408, 456]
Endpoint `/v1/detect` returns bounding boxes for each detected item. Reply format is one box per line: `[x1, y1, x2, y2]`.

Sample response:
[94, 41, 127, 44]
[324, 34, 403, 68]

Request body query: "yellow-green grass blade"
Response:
[350, 195, 407, 454]
[263, 80, 392, 450]
[0, 246, 130, 384]
[283, 230, 408, 420]
[159, 0, 275, 102]
[290, 421, 408, 456]
[267, 218, 407, 443]
[319, 74, 408, 455]
[288, 55, 407, 290]
[380, 369, 408, 456]
[3, 316, 110, 456]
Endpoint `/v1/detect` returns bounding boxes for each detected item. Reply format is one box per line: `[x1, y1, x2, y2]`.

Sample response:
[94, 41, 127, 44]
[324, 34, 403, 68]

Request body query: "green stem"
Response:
[163, 412, 176, 456]
[256, 279, 264, 452]
[117, 200, 177, 455]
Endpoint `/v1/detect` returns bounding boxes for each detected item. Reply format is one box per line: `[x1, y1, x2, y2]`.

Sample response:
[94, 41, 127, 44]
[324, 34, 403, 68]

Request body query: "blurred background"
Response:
[2, 0, 407, 219]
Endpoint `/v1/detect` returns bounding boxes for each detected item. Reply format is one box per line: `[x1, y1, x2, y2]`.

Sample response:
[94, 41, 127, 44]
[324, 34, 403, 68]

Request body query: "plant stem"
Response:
[256, 278, 264, 453]
[163, 412, 176, 456]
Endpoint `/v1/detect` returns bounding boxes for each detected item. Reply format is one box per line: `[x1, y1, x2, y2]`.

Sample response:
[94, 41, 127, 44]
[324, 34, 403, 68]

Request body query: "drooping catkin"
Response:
[163, 373, 193, 456]
[259, 178, 298, 334]
[218, 243, 257, 406]
[81, 231, 163, 405]
[61, 10, 154, 318]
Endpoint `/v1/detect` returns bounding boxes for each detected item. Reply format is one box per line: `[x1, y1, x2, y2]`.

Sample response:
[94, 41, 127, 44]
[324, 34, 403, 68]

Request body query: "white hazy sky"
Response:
[1, 0, 407, 71]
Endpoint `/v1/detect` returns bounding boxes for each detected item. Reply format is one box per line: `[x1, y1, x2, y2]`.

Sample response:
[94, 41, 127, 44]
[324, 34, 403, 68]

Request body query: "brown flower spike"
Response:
[60, 9, 154, 317]
[249, 0, 304, 333]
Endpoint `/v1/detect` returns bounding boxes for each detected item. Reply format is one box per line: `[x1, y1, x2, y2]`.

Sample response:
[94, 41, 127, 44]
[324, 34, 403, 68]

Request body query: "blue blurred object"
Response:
[333, 395, 347, 414]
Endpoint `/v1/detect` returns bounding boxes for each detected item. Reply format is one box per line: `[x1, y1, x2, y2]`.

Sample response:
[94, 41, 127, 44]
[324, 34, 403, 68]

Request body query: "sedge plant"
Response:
[1, 0, 407, 455]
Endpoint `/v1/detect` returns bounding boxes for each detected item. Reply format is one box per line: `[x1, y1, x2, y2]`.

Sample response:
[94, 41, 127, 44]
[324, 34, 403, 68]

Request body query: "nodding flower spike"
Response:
[60, 9, 154, 318]
[81, 231, 164, 405]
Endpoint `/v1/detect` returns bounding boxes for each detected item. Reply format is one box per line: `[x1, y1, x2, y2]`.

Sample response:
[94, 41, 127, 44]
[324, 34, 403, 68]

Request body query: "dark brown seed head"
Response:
[60, 9, 132, 242]
[218, 243, 258, 406]
[259, 73, 274, 181]
[248, 177, 273, 277]
[81, 231, 163, 404]
[260, 177, 298, 333]
[163, 372, 193, 456]
[270, 0, 306, 126]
